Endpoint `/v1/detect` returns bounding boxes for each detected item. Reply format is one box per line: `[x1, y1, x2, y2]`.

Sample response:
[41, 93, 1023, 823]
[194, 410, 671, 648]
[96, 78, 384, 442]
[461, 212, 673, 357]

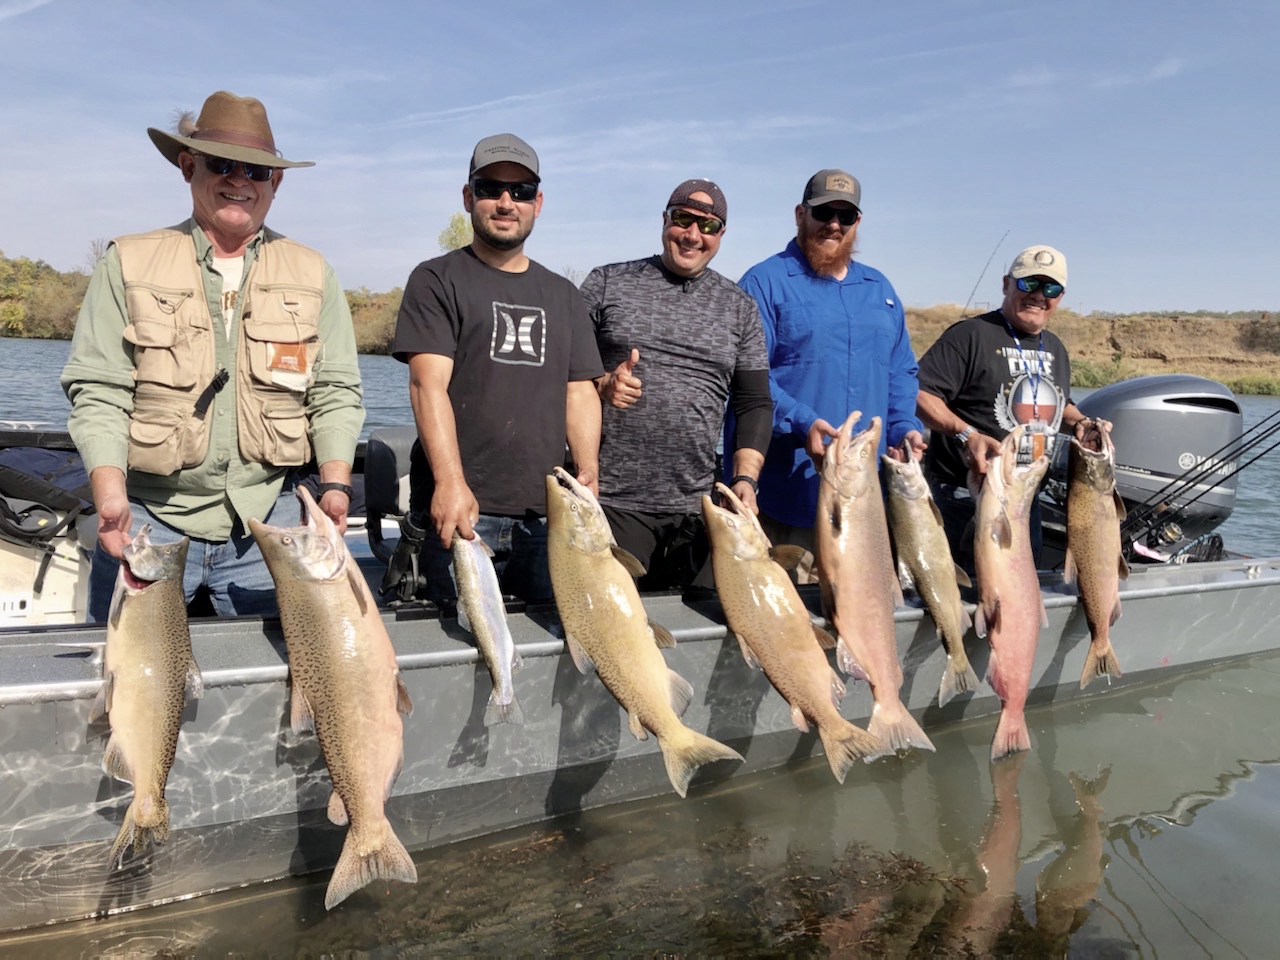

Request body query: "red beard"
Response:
[798, 222, 857, 276]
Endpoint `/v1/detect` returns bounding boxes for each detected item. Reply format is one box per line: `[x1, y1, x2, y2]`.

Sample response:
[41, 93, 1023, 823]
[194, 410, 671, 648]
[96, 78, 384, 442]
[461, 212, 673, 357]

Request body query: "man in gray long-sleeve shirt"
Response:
[580, 179, 772, 591]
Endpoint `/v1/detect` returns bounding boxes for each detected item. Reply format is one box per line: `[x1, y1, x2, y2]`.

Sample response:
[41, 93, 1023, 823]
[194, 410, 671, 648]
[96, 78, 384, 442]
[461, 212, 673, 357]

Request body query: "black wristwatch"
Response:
[315, 481, 354, 499]
[730, 475, 760, 495]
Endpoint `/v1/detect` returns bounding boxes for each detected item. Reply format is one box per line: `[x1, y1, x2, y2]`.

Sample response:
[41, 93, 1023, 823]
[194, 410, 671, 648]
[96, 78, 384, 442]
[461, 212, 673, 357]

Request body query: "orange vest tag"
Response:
[267, 342, 308, 373]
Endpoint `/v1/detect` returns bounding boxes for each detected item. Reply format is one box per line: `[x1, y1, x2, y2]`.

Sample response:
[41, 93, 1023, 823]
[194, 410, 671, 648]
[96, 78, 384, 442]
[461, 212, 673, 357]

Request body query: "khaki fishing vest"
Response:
[114, 225, 325, 475]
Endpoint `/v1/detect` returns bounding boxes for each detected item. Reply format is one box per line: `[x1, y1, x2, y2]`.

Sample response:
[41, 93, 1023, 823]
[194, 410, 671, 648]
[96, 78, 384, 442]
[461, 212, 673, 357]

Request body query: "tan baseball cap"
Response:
[1008, 245, 1068, 286]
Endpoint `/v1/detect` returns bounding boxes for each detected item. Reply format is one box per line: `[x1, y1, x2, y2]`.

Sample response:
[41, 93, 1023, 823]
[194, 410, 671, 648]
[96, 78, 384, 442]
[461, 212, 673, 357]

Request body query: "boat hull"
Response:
[2, 556, 1280, 930]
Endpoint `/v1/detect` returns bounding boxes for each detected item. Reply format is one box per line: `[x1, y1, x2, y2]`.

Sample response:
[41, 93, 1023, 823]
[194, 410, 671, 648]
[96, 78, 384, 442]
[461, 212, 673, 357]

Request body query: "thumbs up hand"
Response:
[599, 347, 643, 409]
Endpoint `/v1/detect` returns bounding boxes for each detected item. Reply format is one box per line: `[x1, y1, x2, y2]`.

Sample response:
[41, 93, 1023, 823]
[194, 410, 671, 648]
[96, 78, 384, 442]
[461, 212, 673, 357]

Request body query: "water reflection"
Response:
[7, 654, 1280, 958]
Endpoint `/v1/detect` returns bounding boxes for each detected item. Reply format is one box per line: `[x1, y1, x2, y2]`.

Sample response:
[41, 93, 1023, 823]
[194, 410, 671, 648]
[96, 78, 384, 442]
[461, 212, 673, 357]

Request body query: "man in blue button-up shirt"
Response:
[732, 168, 924, 582]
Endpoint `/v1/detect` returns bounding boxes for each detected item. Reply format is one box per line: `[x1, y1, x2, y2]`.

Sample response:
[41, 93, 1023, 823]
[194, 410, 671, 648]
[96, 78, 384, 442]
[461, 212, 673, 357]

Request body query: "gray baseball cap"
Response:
[802, 168, 861, 209]
[469, 133, 540, 182]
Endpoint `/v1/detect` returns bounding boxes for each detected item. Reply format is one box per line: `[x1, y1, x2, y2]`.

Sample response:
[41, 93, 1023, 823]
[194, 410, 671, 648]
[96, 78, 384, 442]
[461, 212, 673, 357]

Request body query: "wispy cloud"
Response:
[0, 0, 53, 23]
[1092, 56, 1186, 89]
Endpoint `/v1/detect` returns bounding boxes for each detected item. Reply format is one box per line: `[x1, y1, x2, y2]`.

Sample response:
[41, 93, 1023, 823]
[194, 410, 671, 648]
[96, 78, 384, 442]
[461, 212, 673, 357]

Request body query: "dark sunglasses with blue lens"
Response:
[470, 178, 540, 203]
[195, 152, 277, 182]
[1014, 276, 1065, 299]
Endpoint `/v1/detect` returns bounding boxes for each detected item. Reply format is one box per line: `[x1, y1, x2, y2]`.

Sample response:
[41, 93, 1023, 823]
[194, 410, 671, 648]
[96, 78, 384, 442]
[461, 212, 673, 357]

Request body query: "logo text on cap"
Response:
[825, 175, 854, 193]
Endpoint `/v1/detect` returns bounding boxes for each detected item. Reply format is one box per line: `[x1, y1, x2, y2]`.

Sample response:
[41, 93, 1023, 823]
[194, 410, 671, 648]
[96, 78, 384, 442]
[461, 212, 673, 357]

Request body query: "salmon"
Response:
[882, 441, 979, 706]
[89, 526, 201, 870]
[545, 467, 742, 797]
[702, 481, 881, 783]
[972, 425, 1050, 760]
[1065, 426, 1129, 687]
[452, 532, 523, 725]
[250, 487, 416, 910]
[814, 413, 934, 759]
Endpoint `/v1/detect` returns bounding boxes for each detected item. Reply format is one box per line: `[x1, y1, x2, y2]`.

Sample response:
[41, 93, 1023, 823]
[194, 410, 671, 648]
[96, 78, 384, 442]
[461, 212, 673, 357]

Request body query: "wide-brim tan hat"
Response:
[147, 90, 314, 169]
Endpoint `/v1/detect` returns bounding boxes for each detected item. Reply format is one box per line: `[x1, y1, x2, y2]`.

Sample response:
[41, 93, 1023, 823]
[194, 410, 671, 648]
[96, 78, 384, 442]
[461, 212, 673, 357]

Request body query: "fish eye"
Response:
[282, 535, 293, 545]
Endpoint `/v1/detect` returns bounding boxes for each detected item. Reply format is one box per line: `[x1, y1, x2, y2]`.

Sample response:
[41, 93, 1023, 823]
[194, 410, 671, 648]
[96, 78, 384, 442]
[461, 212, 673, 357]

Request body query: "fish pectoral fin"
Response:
[185, 661, 204, 701]
[896, 558, 916, 593]
[346, 567, 370, 616]
[811, 624, 838, 651]
[1112, 489, 1128, 521]
[928, 498, 946, 528]
[668, 669, 694, 718]
[89, 672, 114, 724]
[610, 545, 647, 578]
[1063, 548, 1078, 585]
[829, 669, 848, 707]
[475, 535, 496, 558]
[628, 711, 649, 741]
[789, 704, 810, 733]
[993, 511, 1013, 550]
[289, 684, 316, 735]
[101, 735, 132, 783]
[327, 789, 349, 826]
[769, 544, 808, 571]
[649, 620, 677, 649]
[395, 673, 414, 716]
[457, 602, 474, 634]
[954, 564, 972, 588]
[835, 636, 868, 681]
[1118, 553, 1131, 581]
[565, 633, 596, 674]
[734, 633, 763, 670]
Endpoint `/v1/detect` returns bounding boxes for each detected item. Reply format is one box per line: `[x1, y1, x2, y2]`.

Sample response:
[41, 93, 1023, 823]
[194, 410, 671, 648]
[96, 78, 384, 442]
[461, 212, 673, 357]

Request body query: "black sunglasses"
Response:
[470, 178, 539, 203]
[196, 153, 277, 182]
[1014, 276, 1065, 299]
[809, 204, 859, 227]
[667, 208, 725, 236]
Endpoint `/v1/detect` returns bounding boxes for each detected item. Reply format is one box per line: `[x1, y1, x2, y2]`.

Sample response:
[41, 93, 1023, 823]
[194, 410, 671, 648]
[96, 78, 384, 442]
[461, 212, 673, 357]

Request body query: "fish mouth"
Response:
[120, 524, 157, 590]
[550, 466, 594, 505]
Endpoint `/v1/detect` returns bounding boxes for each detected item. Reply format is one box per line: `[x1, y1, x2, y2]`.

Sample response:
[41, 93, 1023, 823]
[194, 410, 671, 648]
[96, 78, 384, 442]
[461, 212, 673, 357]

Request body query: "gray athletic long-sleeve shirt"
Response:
[581, 256, 772, 513]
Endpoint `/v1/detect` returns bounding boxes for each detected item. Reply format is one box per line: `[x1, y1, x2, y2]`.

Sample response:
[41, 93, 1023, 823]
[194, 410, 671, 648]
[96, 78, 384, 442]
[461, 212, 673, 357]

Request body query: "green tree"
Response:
[438, 212, 473, 253]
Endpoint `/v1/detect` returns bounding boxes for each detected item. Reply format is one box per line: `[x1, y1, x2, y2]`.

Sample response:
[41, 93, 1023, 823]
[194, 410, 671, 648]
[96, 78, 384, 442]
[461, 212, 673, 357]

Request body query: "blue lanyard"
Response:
[1004, 321, 1045, 420]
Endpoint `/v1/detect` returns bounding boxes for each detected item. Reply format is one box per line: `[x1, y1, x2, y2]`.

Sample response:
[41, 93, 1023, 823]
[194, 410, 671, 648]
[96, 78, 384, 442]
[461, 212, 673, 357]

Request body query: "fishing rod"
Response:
[1119, 408, 1280, 537]
[960, 230, 1009, 317]
[1138, 431, 1280, 525]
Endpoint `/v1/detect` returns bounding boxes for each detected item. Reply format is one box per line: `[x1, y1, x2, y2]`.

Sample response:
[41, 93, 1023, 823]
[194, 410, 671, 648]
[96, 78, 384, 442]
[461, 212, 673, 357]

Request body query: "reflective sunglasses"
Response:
[195, 153, 277, 182]
[470, 178, 539, 202]
[666, 208, 725, 236]
[1014, 276, 1065, 299]
[809, 204, 859, 227]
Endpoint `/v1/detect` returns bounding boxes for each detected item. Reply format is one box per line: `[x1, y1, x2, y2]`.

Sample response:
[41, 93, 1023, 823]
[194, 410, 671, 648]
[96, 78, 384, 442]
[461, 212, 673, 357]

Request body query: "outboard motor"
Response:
[1041, 375, 1242, 563]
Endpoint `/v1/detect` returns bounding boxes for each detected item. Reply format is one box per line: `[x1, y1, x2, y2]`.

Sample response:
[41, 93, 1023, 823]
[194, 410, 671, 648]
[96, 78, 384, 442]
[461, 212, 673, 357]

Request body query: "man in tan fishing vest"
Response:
[61, 90, 364, 619]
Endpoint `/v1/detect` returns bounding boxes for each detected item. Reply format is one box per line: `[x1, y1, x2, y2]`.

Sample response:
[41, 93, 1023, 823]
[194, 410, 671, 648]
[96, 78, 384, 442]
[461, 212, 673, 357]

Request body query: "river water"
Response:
[3, 335, 1280, 957]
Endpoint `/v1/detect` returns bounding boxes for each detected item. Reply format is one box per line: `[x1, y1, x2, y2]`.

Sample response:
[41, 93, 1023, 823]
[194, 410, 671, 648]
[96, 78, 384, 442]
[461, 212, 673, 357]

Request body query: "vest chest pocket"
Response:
[242, 286, 323, 392]
[261, 403, 309, 466]
[123, 285, 205, 388]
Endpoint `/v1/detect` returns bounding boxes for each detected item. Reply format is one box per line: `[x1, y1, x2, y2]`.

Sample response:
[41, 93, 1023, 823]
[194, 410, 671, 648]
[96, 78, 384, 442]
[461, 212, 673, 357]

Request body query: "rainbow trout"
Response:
[90, 526, 201, 870]
[1065, 426, 1129, 687]
[250, 487, 416, 910]
[703, 481, 881, 783]
[815, 412, 934, 759]
[452, 532, 523, 725]
[546, 467, 742, 797]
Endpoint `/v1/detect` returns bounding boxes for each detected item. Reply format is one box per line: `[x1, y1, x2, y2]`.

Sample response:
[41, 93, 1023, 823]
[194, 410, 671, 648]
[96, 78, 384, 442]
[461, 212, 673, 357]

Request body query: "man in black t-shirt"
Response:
[388, 134, 604, 602]
[917, 244, 1106, 569]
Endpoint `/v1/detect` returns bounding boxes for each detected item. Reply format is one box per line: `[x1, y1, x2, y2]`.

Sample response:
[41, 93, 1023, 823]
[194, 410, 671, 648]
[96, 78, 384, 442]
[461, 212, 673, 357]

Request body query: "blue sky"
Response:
[2, 0, 1276, 314]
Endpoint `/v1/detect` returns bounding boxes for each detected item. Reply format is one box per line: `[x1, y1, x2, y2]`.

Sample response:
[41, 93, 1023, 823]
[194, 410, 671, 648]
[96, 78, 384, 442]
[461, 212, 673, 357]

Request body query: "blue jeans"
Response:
[418, 513, 551, 603]
[87, 482, 299, 622]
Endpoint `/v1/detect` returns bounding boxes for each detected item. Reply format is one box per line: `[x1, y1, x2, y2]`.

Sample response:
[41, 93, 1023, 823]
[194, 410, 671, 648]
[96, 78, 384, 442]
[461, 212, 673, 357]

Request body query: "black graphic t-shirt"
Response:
[917, 310, 1072, 487]
[392, 247, 603, 516]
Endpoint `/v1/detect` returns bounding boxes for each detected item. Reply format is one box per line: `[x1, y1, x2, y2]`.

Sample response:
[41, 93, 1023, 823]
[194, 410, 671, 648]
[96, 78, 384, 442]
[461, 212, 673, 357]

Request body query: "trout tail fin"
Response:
[660, 728, 743, 798]
[107, 793, 170, 871]
[938, 654, 981, 707]
[1079, 643, 1123, 689]
[865, 700, 936, 762]
[818, 719, 882, 783]
[325, 820, 418, 910]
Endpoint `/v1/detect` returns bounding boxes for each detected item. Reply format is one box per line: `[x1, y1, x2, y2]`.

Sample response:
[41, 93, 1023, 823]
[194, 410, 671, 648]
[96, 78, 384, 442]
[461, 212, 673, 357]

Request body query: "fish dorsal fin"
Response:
[289, 684, 316, 735]
[611, 545, 647, 578]
[649, 620, 676, 649]
[186, 661, 204, 701]
[954, 563, 972, 588]
[770, 544, 808, 570]
[1112, 489, 1128, 521]
[668, 669, 694, 718]
[565, 633, 595, 675]
[346, 566, 369, 616]
[628, 711, 648, 741]
[1118, 553, 1130, 581]
[1063, 548, 1077, 585]
[812, 624, 838, 650]
[395, 674, 414, 716]
[735, 633, 762, 670]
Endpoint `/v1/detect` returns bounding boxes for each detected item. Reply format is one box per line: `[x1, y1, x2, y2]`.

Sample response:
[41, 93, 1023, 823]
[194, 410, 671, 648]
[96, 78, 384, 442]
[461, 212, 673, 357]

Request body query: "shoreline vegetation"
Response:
[4, 251, 1279, 395]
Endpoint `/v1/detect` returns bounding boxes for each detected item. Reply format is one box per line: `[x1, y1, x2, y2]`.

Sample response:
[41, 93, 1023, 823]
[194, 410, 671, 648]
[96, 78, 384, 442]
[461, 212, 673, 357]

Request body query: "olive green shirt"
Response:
[61, 219, 364, 540]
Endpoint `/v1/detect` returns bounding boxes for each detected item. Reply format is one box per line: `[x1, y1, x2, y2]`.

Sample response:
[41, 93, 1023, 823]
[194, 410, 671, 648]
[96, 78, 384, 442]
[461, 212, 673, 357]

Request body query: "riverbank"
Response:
[906, 306, 1280, 394]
